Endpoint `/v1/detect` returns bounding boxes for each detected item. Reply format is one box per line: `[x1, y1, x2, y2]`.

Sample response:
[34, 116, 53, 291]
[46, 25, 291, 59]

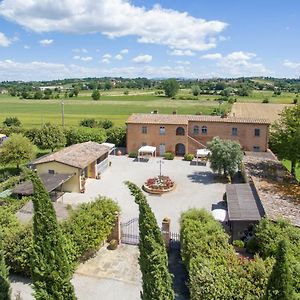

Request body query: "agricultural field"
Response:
[0, 88, 296, 128]
[0, 91, 225, 128]
[230, 102, 294, 123]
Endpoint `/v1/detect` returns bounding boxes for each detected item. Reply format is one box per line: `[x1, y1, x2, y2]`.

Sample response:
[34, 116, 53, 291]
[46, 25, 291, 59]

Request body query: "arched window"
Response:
[202, 126, 207, 134]
[193, 125, 199, 135]
[176, 127, 185, 136]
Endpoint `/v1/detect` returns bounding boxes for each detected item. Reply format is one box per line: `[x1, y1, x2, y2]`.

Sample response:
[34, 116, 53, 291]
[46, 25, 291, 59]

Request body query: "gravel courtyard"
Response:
[59, 156, 226, 232]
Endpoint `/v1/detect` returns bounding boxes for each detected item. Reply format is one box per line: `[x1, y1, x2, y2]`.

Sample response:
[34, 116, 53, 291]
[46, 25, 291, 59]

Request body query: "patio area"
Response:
[58, 156, 226, 233]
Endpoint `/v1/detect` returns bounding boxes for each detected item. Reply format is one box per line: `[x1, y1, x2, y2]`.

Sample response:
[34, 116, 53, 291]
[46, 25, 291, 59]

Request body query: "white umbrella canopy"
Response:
[212, 209, 228, 222]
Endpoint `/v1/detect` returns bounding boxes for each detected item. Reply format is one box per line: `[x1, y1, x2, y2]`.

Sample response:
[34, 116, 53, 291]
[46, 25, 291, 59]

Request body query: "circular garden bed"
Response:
[143, 175, 175, 194]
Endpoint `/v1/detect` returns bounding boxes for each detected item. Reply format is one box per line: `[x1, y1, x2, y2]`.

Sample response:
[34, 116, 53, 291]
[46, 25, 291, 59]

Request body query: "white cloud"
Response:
[39, 39, 53, 46]
[201, 51, 270, 77]
[0, 0, 227, 51]
[73, 55, 93, 61]
[0, 59, 192, 81]
[201, 53, 223, 60]
[133, 54, 152, 63]
[103, 53, 112, 59]
[175, 60, 191, 65]
[115, 54, 123, 60]
[80, 56, 93, 62]
[72, 48, 88, 53]
[24, 45, 31, 49]
[101, 58, 110, 64]
[0, 32, 11, 47]
[168, 49, 195, 56]
[120, 48, 129, 54]
[283, 60, 300, 70]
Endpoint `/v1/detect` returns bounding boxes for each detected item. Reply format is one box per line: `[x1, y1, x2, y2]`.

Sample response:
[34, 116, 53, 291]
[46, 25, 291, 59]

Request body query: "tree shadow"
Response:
[132, 157, 149, 163]
[187, 171, 219, 184]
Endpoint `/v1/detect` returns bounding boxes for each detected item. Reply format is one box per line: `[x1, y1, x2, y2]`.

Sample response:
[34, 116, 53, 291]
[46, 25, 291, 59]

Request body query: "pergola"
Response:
[138, 145, 156, 162]
[196, 148, 211, 165]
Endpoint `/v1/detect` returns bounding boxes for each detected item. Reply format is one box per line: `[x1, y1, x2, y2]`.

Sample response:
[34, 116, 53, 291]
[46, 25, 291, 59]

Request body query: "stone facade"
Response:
[126, 113, 269, 155]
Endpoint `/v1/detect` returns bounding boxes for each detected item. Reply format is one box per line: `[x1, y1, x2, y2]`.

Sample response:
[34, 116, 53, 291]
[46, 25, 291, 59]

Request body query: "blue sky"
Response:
[0, 0, 299, 81]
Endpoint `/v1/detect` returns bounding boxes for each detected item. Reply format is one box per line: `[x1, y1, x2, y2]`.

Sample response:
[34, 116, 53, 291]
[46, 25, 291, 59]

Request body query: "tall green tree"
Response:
[125, 182, 174, 300]
[65, 127, 107, 146]
[91, 89, 101, 100]
[27, 170, 76, 300]
[0, 232, 11, 300]
[270, 105, 300, 176]
[207, 137, 243, 178]
[0, 133, 34, 169]
[163, 79, 179, 98]
[265, 240, 294, 300]
[34, 123, 66, 152]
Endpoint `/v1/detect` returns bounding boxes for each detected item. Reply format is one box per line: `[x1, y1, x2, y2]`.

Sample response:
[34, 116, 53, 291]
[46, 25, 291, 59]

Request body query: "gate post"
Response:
[161, 217, 171, 251]
[111, 211, 121, 245]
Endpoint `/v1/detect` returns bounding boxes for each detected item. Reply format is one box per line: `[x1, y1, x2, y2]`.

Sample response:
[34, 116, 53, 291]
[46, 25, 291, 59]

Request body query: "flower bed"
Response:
[143, 175, 175, 194]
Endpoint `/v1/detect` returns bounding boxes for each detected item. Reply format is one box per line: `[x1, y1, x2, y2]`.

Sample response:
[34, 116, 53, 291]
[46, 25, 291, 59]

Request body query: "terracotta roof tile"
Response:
[126, 113, 270, 125]
[32, 141, 109, 169]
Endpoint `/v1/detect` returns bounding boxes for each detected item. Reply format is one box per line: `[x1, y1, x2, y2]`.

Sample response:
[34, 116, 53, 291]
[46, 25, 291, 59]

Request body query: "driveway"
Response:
[59, 156, 226, 232]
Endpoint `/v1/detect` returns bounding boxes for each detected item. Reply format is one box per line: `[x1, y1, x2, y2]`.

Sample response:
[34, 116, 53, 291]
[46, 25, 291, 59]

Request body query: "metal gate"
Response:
[121, 218, 139, 245]
[170, 232, 181, 250]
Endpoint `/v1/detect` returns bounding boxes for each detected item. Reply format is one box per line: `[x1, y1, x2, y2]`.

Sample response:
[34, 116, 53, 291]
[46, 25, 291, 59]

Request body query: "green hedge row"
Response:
[3, 197, 119, 276]
[180, 209, 273, 300]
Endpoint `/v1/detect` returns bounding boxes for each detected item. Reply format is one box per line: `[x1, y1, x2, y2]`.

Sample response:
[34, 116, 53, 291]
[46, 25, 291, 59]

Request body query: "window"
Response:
[160, 126, 165, 135]
[141, 126, 147, 134]
[201, 126, 208, 134]
[254, 128, 260, 137]
[193, 125, 199, 135]
[253, 146, 260, 152]
[232, 127, 238, 136]
[176, 127, 185, 136]
[48, 169, 55, 174]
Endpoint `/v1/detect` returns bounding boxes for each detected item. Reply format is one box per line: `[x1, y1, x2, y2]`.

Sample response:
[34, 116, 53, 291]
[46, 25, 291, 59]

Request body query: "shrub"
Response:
[3, 117, 21, 127]
[262, 98, 269, 103]
[232, 239, 244, 248]
[164, 152, 174, 160]
[99, 119, 114, 129]
[128, 152, 137, 158]
[65, 127, 107, 146]
[106, 126, 126, 147]
[62, 197, 119, 262]
[184, 153, 194, 161]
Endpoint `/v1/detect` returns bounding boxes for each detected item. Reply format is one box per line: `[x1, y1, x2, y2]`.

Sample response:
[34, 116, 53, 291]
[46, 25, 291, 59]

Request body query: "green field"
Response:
[0, 92, 224, 127]
[282, 160, 300, 181]
[0, 88, 295, 128]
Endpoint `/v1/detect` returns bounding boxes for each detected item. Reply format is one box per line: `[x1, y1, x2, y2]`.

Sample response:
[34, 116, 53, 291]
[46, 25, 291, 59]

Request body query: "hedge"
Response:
[3, 196, 119, 276]
[180, 208, 273, 299]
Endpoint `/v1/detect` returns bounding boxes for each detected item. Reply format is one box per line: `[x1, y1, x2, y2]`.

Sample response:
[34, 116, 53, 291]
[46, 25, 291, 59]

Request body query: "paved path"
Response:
[11, 245, 141, 300]
[59, 156, 226, 233]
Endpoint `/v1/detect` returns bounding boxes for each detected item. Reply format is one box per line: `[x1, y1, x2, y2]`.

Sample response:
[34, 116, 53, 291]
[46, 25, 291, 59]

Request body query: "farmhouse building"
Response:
[126, 113, 270, 156]
[27, 141, 111, 193]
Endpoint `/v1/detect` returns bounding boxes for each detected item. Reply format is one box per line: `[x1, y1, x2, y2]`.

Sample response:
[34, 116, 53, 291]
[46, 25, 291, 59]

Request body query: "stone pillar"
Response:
[161, 217, 171, 251]
[110, 211, 121, 245]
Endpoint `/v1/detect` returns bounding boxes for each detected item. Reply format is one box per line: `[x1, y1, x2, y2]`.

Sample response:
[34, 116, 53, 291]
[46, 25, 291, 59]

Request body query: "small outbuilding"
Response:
[29, 141, 111, 193]
[226, 183, 265, 241]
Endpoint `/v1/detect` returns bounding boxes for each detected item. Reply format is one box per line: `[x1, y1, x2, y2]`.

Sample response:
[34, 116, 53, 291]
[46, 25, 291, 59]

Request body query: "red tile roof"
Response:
[126, 113, 270, 125]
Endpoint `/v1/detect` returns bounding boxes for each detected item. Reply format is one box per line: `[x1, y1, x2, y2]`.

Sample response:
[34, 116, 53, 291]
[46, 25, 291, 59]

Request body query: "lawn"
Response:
[282, 160, 300, 181]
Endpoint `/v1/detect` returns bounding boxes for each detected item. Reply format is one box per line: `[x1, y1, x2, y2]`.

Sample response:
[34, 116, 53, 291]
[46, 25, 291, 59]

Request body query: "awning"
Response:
[12, 173, 74, 196]
[196, 149, 211, 157]
[138, 145, 156, 161]
[212, 209, 228, 222]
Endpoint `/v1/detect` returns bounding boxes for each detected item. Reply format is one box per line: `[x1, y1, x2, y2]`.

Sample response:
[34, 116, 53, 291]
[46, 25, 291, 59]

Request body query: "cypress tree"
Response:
[265, 240, 294, 300]
[28, 171, 76, 299]
[0, 232, 11, 300]
[125, 181, 174, 300]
